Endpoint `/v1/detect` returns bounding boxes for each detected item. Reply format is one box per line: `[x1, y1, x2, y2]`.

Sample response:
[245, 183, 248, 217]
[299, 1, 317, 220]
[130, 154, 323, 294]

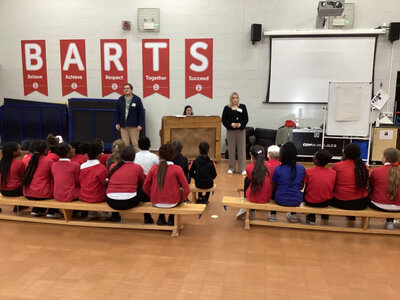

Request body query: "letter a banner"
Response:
[100, 39, 127, 97]
[142, 39, 170, 98]
[60, 40, 87, 96]
[185, 38, 213, 99]
[21, 40, 48, 96]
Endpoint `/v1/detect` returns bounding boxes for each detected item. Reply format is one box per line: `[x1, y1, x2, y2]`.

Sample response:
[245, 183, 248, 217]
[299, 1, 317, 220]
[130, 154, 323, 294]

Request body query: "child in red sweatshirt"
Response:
[79, 143, 108, 203]
[143, 143, 190, 225]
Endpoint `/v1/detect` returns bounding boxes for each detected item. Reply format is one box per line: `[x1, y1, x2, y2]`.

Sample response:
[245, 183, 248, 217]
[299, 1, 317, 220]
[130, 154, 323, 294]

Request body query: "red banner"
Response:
[60, 40, 87, 96]
[142, 39, 170, 98]
[100, 39, 127, 97]
[21, 40, 48, 96]
[185, 38, 213, 99]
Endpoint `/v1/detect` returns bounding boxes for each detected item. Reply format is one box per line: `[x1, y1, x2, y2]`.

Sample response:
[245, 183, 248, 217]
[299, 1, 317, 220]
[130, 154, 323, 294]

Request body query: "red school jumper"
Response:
[332, 159, 369, 200]
[22, 154, 32, 168]
[370, 164, 400, 206]
[23, 156, 54, 198]
[79, 160, 108, 203]
[304, 166, 336, 203]
[106, 162, 145, 194]
[143, 164, 190, 205]
[245, 162, 274, 203]
[51, 159, 80, 202]
[267, 159, 281, 170]
[71, 154, 87, 165]
[0, 158, 25, 191]
[46, 151, 60, 162]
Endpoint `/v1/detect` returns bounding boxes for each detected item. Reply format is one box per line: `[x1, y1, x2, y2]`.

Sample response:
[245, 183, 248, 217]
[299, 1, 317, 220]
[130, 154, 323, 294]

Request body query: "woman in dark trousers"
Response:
[222, 92, 248, 175]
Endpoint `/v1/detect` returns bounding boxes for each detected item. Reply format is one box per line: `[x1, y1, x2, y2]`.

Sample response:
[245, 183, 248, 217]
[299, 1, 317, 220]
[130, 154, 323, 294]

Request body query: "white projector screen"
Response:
[267, 36, 376, 103]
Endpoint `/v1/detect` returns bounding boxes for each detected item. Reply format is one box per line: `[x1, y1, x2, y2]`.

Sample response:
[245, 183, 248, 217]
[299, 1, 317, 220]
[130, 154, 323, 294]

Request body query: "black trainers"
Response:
[31, 207, 46, 217]
[157, 214, 167, 226]
[196, 197, 209, 205]
[110, 212, 121, 222]
[306, 214, 316, 225]
[168, 214, 174, 226]
[144, 213, 154, 224]
[46, 209, 63, 219]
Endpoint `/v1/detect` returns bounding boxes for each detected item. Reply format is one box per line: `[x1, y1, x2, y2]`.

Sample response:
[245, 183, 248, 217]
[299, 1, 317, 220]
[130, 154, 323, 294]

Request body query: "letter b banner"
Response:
[185, 38, 213, 99]
[21, 40, 48, 96]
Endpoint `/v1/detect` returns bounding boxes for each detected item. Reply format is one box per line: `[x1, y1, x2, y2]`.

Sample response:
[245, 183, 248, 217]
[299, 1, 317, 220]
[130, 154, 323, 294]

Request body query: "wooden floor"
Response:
[0, 160, 399, 300]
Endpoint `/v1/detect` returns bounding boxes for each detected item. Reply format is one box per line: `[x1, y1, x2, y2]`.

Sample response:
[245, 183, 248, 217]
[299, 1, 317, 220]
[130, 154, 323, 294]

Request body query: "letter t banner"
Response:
[60, 40, 87, 96]
[21, 40, 48, 96]
[142, 39, 170, 98]
[185, 38, 213, 99]
[100, 39, 127, 97]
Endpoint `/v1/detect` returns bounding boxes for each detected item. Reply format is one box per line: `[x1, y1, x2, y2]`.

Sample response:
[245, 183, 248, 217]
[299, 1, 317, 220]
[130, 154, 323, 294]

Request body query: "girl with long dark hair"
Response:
[0, 142, 24, 197]
[22, 140, 54, 216]
[270, 142, 306, 223]
[331, 143, 369, 212]
[143, 143, 190, 226]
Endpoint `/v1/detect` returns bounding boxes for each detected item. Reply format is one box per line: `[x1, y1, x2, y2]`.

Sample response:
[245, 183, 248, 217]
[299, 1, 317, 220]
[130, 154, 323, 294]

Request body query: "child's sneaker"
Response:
[268, 212, 277, 222]
[249, 209, 256, 220]
[286, 212, 298, 223]
[236, 208, 247, 220]
[384, 221, 394, 230]
[306, 214, 316, 225]
[46, 209, 63, 219]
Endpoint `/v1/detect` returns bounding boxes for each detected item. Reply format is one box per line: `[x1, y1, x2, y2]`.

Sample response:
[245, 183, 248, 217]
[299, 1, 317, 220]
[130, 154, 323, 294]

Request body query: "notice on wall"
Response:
[185, 39, 213, 99]
[142, 39, 170, 98]
[60, 40, 87, 96]
[379, 129, 394, 140]
[21, 40, 48, 96]
[100, 39, 127, 97]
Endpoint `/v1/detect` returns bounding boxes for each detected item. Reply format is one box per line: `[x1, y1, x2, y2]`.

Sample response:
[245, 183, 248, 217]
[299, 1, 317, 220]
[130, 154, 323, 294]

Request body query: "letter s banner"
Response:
[142, 39, 170, 98]
[60, 39, 87, 96]
[185, 38, 213, 99]
[100, 39, 127, 97]
[21, 40, 48, 96]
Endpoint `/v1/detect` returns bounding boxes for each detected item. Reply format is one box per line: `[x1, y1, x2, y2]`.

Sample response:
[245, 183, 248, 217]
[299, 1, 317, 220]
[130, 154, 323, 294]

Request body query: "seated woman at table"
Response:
[183, 105, 193, 116]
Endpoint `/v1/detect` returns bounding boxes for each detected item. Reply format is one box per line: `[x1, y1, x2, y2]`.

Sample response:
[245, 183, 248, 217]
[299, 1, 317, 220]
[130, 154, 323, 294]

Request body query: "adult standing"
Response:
[115, 83, 144, 151]
[222, 92, 248, 175]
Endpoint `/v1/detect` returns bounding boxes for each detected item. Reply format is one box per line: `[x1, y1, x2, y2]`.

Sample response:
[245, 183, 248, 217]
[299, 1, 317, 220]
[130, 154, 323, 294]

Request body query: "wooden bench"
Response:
[189, 183, 216, 203]
[222, 196, 400, 235]
[0, 196, 206, 237]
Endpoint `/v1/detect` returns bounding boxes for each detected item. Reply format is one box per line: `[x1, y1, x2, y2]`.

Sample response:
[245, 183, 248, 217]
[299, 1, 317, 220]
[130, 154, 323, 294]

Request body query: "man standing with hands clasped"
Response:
[116, 83, 145, 151]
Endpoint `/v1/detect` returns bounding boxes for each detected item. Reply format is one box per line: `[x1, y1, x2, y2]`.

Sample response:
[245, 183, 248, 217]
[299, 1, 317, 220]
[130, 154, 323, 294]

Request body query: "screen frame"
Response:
[264, 34, 378, 104]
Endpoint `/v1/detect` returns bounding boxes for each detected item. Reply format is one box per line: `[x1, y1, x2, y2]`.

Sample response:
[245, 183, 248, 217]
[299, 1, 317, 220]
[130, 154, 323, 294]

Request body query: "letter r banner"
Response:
[142, 39, 170, 98]
[21, 40, 48, 96]
[185, 38, 213, 99]
[60, 39, 87, 96]
[100, 39, 127, 97]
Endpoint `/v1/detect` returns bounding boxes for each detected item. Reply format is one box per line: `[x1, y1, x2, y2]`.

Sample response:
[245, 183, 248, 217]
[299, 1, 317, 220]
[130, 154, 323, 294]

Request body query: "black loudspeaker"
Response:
[388, 22, 400, 42]
[251, 24, 262, 44]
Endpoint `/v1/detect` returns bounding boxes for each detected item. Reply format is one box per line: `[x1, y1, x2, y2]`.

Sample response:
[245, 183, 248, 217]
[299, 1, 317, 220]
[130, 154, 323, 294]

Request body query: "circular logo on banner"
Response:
[195, 84, 202, 92]
[71, 83, 77, 90]
[33, 82, 38, 89]
[153, 84, 160, 91]
[111, 83, 118, 90]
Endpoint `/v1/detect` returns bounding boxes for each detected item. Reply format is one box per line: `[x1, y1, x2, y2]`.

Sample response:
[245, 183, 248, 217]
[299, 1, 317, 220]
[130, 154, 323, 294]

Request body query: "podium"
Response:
[160, 116, 221, 161]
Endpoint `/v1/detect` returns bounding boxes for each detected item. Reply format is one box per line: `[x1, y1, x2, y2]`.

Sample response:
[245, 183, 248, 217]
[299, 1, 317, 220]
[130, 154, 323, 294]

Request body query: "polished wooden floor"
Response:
[0, 160, 399, 300]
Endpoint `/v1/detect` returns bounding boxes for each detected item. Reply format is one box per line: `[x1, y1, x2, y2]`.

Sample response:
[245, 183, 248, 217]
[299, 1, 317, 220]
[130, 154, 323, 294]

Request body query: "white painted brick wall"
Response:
[0, 0, 399, 150]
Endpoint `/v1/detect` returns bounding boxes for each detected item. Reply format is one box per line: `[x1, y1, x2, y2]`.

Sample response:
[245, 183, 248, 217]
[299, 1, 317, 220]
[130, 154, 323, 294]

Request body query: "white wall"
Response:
[1, 0, 399, 150]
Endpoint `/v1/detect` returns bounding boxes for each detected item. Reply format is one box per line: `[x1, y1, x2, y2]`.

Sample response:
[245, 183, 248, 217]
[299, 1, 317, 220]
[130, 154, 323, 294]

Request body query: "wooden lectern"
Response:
[160, 116, 221, 161]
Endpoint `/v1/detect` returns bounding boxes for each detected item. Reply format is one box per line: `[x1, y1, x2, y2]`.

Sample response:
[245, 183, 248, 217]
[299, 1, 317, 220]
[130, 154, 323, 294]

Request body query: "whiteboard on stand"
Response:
[326, 82, 372, 137]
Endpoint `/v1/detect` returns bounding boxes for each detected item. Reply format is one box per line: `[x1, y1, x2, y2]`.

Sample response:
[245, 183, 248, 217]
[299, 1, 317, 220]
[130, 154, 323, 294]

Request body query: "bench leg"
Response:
[191, 191, 197, 203]
[244, 209, 250, 230]
[361, 217, 369, 230]
[171, 215, 181, 237]
[63, 209, 73, 222]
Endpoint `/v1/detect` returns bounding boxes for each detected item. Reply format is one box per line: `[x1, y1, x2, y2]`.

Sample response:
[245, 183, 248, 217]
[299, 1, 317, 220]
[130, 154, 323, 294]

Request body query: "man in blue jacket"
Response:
[115, 83, 144, 151]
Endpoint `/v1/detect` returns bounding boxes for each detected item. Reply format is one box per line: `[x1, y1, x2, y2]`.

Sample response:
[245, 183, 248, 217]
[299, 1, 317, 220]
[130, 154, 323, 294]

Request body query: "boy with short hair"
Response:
[134, 136, 159, 175]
